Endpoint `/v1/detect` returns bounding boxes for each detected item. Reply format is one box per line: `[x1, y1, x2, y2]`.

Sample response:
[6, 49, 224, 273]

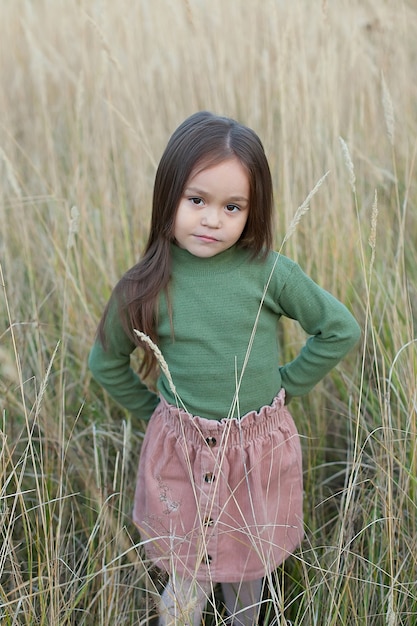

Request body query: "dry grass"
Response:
[1, 0, 417, 624]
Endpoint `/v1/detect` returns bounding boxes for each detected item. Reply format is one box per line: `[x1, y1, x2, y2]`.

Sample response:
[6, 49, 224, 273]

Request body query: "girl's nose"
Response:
[201, 207, 221, 228]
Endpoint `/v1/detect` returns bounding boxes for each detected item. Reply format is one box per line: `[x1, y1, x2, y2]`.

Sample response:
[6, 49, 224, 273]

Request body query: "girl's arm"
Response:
[278, 262, 361, 399]
[88, 298, 159, 420]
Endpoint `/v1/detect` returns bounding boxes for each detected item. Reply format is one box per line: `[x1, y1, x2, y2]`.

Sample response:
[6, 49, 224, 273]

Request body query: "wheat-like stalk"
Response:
[133, 329, 177, 396]
[0, 147, 22, 198]
[231, 170, 331, 413]
[67, 205, 80, 249]
[339, 136, 356, 194]
[282, 170, 330, 245]
[382, 72, 395, 146]
[75, 70, 85, 124]
[368, 190, 378, 268]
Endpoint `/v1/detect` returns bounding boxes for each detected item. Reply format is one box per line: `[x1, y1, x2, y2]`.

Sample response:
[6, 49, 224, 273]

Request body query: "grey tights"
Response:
[159, 576, 263, 626]
[221, 579, 263, 625]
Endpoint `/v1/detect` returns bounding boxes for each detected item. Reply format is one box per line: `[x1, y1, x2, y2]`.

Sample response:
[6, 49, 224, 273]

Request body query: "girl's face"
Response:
[174, 157, 250, 258]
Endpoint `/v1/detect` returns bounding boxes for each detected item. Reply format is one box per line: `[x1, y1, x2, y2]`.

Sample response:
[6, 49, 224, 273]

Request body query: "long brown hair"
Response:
[97, 111, 274, 376]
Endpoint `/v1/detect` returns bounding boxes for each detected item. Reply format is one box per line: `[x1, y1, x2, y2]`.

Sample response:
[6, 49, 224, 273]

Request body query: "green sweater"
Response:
[89, 244, 361, 421]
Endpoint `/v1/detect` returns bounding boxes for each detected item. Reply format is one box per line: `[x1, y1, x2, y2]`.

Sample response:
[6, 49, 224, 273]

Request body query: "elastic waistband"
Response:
[156, 389, 289, 447]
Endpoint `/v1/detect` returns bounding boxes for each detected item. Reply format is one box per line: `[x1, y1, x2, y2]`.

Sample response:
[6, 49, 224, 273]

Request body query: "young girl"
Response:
[89, 111, 361, 625]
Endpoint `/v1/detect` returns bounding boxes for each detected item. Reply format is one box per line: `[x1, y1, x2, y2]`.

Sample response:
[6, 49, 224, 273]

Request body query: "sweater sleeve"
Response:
[277, 262, 361, 398]
[88, 297, 159, 420]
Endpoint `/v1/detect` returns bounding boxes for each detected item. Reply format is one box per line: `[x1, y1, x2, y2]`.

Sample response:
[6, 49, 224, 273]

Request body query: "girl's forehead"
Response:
[188, 155, 249, 182]
[184, 158, 250, 201]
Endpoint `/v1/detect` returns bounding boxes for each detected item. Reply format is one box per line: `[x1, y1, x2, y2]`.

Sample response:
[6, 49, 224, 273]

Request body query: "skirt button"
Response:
[202, 554, 212, 564]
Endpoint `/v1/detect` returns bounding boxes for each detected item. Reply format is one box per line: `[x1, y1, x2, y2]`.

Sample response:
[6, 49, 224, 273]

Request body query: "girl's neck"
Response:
[171, 242, 247, 274]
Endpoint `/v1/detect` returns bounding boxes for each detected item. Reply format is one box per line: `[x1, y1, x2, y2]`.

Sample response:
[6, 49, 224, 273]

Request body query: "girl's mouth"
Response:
[194, 234, 219, 243]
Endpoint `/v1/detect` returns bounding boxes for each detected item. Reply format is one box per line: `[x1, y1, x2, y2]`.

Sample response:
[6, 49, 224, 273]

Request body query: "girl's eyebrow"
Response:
[184, 186, 249, 205]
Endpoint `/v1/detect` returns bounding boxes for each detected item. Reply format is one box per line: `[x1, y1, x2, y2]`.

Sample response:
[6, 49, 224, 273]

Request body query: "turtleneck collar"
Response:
[170, 242, 249, 275]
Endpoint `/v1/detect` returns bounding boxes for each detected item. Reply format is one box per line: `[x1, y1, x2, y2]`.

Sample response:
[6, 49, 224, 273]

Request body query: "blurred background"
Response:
[1, 1, 416, 624]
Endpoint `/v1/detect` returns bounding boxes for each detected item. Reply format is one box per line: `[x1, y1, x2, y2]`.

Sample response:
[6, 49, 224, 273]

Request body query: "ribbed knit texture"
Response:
[89, 244, 360, 421]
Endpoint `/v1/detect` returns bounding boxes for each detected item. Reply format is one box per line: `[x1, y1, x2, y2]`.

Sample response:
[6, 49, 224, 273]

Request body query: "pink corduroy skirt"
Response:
[133, 390, 304, 582]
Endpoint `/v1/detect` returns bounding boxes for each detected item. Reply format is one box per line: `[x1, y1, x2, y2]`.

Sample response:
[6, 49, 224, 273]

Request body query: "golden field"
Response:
[1, 1, 416, 624]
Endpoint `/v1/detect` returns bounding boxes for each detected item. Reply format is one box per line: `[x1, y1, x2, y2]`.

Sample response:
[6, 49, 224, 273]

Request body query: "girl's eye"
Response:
[190, 197, 204, 206]
[225, 204, 240, 213]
